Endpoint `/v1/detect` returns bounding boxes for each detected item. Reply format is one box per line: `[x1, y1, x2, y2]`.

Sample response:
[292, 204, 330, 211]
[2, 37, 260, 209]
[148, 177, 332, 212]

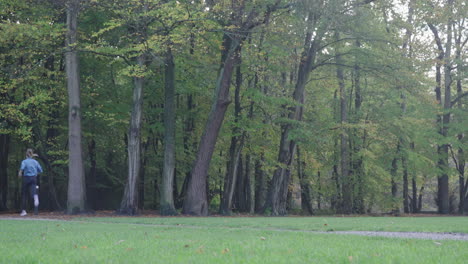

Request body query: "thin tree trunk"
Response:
[245, 153, 254, 214]
[352, 39, 364, 214]
[254, 156, 266, 213]
[160, 47, 177, 215]
[0, 134, 9, 211]
[335, 31, 352, 214]
[412, 177, 418, 213]
[418, 185, 424, 212]
[220, 136, 242, 215]
[411, 144, 418, 213]
[87, 139, 97, 210]
[220, 51, 243, 215]
[454, 17, 466, 214]
[391, 149, 399, 214]
[235, 155, 247, 212]
[402, 156, 409, 213]
[177, 94, 195, 209]
[119, 54, 145, 215]
[332, 90, 341, 211]
[428, 23, 444, 213]
[139, 139, 150, 209]
[297, 146, 313, 215]
[66, 0, 86, 214]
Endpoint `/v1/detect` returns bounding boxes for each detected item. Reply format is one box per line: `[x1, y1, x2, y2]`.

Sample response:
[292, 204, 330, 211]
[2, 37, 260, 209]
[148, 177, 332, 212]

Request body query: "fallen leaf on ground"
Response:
[260, 237, 266, 240]
[196, 246, 204, 253]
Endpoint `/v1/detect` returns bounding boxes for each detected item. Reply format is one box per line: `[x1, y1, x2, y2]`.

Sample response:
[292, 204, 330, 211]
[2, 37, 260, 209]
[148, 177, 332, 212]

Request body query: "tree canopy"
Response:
[0, 0, 466, 215]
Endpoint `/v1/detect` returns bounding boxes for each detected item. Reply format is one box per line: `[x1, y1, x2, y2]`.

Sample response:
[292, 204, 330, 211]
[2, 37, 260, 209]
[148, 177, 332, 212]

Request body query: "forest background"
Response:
[0, 0, 466, 216]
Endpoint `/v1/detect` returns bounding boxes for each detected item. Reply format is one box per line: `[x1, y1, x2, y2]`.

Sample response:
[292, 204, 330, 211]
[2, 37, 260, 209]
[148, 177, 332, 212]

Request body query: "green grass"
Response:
[78, 216, 468, 233]
[1, 217, 467, 263]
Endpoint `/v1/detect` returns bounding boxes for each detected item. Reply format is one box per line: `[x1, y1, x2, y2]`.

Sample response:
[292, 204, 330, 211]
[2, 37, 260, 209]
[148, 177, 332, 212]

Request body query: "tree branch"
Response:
[448, 145, 462, 176]
[451, 91, 468, 105]
[427, 23, 444, 56]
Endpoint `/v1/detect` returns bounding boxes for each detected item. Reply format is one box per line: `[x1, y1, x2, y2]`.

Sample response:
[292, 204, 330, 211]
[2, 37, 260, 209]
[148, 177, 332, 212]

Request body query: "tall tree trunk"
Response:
[0, 134, 9, 211]
[352, 39, 364, 214]
[160, 47, 177, 215]
[220, 52, 243, 215]
[411, 144, 418, 213]
[263, 29, 320, 216]
[336, 36, 352, 214]
[177, 94, 195, 209]
[119, 54, 145, 215]
[331, 90, 341, 211]
[391, 148, 399, 214]
[454, 16, 466, 214]
[457, 89, 466, 214]
[401, 93, 409, 215]
[66, 0, 86, 214]
[438, 0, 453, 214]
[182, 37, 240, 215]
[428, 22, 445, 214]
[400, 0, 413, 214]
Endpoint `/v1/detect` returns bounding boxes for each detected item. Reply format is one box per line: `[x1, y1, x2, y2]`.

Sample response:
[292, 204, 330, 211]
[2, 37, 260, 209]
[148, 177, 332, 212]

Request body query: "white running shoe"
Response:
[20, 210, 27, 216]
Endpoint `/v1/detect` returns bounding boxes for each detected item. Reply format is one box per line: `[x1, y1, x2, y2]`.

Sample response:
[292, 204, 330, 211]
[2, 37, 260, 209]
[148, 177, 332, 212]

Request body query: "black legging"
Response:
[21, 176, 37, 211]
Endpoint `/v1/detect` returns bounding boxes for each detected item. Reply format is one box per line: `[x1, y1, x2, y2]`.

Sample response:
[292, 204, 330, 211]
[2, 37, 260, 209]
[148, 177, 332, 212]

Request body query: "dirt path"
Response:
[321, 231, 468, 241]
[1, 215, 468, 241]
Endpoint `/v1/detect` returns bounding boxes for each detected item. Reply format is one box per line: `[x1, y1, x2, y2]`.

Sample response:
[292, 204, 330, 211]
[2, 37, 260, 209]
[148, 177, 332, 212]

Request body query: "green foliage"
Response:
[1, 0, 466, 214]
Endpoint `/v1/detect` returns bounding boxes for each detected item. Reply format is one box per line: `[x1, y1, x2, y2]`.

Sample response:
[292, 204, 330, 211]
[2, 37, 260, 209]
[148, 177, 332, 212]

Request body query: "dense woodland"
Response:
[0, 0, 466, 216]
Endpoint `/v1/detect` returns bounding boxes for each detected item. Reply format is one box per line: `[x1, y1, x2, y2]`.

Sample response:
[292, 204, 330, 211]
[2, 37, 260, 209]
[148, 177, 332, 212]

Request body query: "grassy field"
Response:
[78, 215, 468, 233]
[1, 217, 468, 263]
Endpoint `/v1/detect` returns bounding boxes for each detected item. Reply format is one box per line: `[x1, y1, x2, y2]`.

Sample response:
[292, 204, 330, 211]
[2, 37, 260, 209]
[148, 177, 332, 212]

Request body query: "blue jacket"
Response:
[20, 158, 43, 177]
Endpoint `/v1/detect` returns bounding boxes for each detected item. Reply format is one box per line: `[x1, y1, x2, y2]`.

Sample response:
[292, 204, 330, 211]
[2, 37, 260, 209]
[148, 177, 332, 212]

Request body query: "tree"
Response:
[161, 45, 177, 215]
[183, 0, 283, 216]
[426, 0, 455, 214]
[262, 0, 352, 216]
[66, 0, 87, 214]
